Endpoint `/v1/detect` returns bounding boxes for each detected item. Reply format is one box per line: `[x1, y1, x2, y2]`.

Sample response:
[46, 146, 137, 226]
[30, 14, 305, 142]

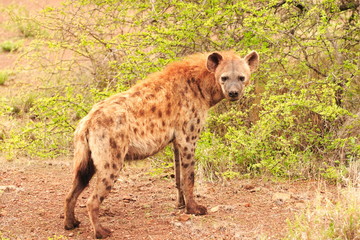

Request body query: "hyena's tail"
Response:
[73, 129, 95, 188]
[64, 125, 95, 230]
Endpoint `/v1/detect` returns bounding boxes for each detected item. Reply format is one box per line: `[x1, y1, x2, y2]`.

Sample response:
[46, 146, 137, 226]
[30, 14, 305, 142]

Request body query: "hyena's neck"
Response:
[193, 72, 224, 108]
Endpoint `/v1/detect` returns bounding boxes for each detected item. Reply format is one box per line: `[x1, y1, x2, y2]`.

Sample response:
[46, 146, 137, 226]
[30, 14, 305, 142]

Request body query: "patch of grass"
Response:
[0, 71, 9, 85]
[4, 4, 40, 38]
[284, 186, 360, 240]
[0, 40, 22, 52]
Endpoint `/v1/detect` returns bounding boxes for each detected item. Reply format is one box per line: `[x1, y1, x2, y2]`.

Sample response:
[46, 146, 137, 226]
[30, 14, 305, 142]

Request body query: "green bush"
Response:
[0, 40, 22, 52]
[0, 71, 9, 85]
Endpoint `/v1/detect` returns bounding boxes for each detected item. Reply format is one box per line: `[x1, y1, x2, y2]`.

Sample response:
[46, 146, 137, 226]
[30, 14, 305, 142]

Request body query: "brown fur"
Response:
[64, 50, 259, 238]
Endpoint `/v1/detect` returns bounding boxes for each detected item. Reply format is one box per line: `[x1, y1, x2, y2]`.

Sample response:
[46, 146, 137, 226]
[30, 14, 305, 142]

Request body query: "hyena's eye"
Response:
[221, 76, 229, 82]
[238, 76, 245, 82]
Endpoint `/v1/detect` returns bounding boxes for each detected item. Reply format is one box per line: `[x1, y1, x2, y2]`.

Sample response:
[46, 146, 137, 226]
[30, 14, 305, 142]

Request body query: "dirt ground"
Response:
[0, 158, 337, 240]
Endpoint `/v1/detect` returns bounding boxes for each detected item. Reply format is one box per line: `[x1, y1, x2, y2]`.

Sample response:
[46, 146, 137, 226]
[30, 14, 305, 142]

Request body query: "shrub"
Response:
[0, 71, 9, 85]
[0, 40, 22, 52]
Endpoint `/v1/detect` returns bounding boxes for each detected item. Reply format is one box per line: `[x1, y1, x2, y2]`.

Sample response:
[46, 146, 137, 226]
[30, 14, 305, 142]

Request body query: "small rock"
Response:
[250, 187, 261, 193]
[272, 192, 291, 202]
[244, 203, 251, 207]
[68, 232, 74, 237]
[123, 196, 136, 202]
[0, 185, 20, 192]
[210, 205, 220, 213]
[243, 184, 256, 190]
[173, 221, 182, 227]
[178, 214, 191, 222]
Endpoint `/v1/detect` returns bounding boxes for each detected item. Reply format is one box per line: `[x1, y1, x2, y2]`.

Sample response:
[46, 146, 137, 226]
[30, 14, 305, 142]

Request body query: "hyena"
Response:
[64, 50, 259, 238]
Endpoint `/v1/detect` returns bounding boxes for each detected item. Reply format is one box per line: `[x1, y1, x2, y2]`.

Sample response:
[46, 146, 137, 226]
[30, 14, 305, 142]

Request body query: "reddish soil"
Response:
[0, 158, 336, 240]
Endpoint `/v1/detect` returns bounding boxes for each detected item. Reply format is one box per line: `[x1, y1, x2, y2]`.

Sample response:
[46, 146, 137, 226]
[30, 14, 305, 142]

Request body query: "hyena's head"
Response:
[206, 51, 259, 101]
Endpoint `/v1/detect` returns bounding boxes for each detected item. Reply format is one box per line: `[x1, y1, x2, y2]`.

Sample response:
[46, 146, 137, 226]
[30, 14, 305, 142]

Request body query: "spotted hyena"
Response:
[64, 50, 259, 238]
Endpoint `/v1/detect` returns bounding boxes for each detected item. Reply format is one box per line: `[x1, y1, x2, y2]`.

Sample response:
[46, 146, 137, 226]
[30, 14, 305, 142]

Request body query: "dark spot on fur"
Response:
[184, 147, 188, 152]
[192, 136, 196, 140]
[190, 125, 194, 132]
[147, 94, 155, 99]
[120, 133, 125, 140]
[112, 163, 118, 170]
[139, 109, 145, 116]
[151, 106, 156, 112]
[109, 138, 117, 149]
[106, 186, 112, 191]
[166, 93, 171, 100]
[182, 163, 189, 168]
[189, 172, 195, 183]
[134, 128, 138, 134]
[158, 110, 162, 118]
[141, 131, 145, 136]
[102, 178, 109, 186]
[191, 161, 195, 166]
[110, 174, 115, 179]
[162, 121, 166, 127]
[187, 154, 192, 160]
[197, 118, 200, 124]
[186, 136, 190, 142]
[104, 162, 110, 169]
[93, 194, 98, 200]
[103, 116, 114, 126]
[116, 152, 121, 159]
[191, 107, 195, 113]
[100, 196, 105, 202]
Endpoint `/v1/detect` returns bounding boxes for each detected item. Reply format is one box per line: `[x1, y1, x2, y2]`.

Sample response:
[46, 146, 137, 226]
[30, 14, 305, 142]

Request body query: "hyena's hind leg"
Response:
[64, 151, 95, 230]
[87, 149, 125, 239]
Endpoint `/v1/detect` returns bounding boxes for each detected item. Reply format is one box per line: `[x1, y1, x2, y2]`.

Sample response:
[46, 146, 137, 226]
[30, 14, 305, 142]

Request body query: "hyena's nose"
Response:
[228, 91, 239, 98]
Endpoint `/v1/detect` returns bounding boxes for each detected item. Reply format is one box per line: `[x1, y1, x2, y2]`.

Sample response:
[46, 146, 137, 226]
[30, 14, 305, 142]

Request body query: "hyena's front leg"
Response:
[174, 140, 207, 215]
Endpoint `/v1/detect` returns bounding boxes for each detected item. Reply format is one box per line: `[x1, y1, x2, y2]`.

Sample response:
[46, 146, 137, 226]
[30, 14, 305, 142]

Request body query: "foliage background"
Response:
[0, 0, 359, 181]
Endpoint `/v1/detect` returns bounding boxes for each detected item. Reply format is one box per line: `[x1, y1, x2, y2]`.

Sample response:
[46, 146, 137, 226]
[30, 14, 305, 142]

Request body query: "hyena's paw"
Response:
[186, 204, 207, 216]
[95, 225, 112, 239]
[64, 218, 80, 230]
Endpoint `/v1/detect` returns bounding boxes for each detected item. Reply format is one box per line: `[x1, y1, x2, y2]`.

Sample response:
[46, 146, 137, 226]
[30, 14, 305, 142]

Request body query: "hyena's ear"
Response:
[207, 52, 223, 72]
[244, 51, 259, 73]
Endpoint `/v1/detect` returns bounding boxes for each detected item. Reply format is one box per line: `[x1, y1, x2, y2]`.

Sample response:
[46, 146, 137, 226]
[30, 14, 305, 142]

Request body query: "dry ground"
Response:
[0, 158, 337, 240]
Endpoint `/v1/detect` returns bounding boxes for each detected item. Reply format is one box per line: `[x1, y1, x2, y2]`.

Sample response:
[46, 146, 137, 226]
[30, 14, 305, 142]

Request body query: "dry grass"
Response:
[284, 185, 360, 240]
